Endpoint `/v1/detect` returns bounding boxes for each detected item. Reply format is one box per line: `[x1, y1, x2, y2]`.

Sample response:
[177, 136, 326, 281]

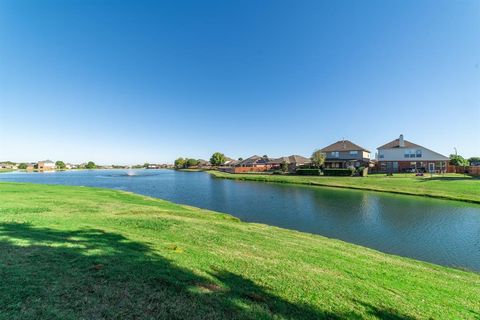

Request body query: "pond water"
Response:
[1, 169, 479, 272]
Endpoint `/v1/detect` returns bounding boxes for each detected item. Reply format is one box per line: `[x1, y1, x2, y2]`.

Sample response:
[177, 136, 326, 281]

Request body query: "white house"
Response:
[377, 135, 449, 173]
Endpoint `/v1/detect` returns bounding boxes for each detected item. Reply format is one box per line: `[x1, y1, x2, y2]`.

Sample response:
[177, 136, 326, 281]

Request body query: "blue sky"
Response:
[1, 0, 479, 164]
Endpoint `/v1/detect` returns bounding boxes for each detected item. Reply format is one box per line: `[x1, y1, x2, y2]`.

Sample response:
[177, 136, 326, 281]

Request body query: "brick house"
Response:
[37, 160, 55, 171]
[268, 155, 311, 172]
[320, 140, 371, 168]
[377, 134, 449, 173]
[220, 155, 272, 173]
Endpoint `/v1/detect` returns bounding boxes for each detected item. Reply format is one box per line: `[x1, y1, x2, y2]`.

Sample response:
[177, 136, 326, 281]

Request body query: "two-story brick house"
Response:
[377, 134, 449, 173]
[320, 140, 371, 168]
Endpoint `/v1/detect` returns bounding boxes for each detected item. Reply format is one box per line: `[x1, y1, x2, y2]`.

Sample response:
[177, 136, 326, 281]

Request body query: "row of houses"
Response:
[218, 134, 450, 174]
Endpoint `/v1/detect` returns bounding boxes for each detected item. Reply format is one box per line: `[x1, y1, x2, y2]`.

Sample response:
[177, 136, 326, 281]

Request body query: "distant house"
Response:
[223, 158, 239, 167]
[269, 155, 311, 172]
[377, 134, 449, 173]
[26, 163, 35, 171]
[238, 155, 271, 168]
[37, 160, 55, 171]
[197, 159, 212, 168]
[0, 163, 17, 169]
[220, 155, 272, 173]
[320, 140, 371, 169]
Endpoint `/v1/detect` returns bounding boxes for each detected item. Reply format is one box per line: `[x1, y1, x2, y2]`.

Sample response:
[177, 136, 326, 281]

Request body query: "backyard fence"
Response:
[448, 165, 480, 176]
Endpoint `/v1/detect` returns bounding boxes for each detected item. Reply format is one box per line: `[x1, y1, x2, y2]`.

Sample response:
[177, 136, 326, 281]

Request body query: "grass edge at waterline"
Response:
[208, 170, 480, 204]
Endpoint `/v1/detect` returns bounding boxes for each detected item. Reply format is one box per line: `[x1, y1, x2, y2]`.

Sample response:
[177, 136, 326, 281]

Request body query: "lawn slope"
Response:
[0, 182, 479, 319]
[209, 171, 480, 203]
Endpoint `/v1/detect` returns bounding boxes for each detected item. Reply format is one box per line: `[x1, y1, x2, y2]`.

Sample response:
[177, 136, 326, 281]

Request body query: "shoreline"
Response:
[208, 170, 480, 204]
[0, 182, 479, 319]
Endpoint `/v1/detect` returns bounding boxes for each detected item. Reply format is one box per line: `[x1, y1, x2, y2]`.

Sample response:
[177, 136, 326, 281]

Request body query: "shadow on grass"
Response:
[0, 222, 413, 319]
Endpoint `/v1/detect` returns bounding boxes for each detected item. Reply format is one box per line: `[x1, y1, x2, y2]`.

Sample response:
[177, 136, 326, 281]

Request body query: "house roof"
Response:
[377, 136, 449, 160]
[197, 159, 211, 165]
[377, 138, 421, 150]
[38, 160, 54, 164]
[320, 140, 370, 153]
[238, 155, 270, 166]
[269, 155, 311, 164]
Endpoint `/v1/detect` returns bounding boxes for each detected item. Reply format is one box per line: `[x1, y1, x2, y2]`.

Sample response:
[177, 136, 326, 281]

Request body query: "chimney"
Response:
[399, 134, 405, 147]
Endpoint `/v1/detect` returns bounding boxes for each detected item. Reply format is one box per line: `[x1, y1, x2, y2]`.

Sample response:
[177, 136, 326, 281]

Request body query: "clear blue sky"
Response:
[1, 0, 479, 164]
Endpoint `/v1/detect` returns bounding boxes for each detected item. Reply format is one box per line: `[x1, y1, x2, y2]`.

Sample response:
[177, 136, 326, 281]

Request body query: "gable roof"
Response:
[377, 137, 449, 160]
[377, 139, 421, 150]
[269, 155, 311, 164]
[320, 140, 370, 153]
[38, 160, 54, 164]
[238, 155, 270, 166]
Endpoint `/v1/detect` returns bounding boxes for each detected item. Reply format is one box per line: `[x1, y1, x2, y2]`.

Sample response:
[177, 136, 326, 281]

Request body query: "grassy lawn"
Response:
[209, 171, 480, 203]
[0, 183, 479, 319]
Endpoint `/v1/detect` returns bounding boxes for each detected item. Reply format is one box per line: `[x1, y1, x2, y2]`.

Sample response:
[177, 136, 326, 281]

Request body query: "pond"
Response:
[1, 169, 479, 272]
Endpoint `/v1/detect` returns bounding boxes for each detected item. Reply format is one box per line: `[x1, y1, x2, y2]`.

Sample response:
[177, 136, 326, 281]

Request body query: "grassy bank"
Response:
[209, 171, 480, 203]
[0, 183, 479, 319]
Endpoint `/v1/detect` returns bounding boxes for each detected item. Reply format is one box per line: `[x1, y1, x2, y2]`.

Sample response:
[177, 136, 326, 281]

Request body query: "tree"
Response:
[85, 161, 96, 169]
[55, 161, 66, 169]
[18, 163, 27, 170]
[281, 161, 289, 173]
[468, 157, 480, 165]
[185, 159, 199, 167]
[311, 150, 326, 168]
[174, 157, 185, 169]
[210, 152, 226, 166]
[143, 163, 150, 168]
[238, 157, 243, 161]
[449, 154, 468, 166]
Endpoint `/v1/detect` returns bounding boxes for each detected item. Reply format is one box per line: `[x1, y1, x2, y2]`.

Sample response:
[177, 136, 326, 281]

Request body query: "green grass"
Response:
[0, 183, 479, 319]
[209, 171, 480, 203]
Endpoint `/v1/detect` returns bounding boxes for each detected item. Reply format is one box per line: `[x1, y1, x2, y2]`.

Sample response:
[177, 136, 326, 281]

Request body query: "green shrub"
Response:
[296, 168, 321, 176]
[272, 170, 283, 175]
[357, 166, 368, 177]
[323, 168, 355, 176]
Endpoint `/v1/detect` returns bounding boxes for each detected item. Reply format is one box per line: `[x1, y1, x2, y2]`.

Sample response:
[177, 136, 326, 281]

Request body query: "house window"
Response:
[380, 162, 386, 171]
[331, 152, 339, 157]
[349, 151, 358, 155]
[378, 150, 384, 159]
[404, 149, 417, 158]
[416, 150, 422, 158]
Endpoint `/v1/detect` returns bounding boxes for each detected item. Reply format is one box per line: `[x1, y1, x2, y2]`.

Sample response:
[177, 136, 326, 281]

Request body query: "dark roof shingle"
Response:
[320, 140, 370, 153]
[377, 139, 421, 150]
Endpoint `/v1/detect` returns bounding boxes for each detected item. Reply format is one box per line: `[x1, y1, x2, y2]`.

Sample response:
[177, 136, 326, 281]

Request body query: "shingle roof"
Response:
[238, 155, 270, 165]
[377, 137, 449, 160]
[269, 155, 311, 164]
[320, 140, 370, 153]
[377, 139, 421, 150]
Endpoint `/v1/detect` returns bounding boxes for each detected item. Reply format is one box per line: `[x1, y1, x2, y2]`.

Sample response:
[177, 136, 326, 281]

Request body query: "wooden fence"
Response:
[448, 165, 480, 176]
